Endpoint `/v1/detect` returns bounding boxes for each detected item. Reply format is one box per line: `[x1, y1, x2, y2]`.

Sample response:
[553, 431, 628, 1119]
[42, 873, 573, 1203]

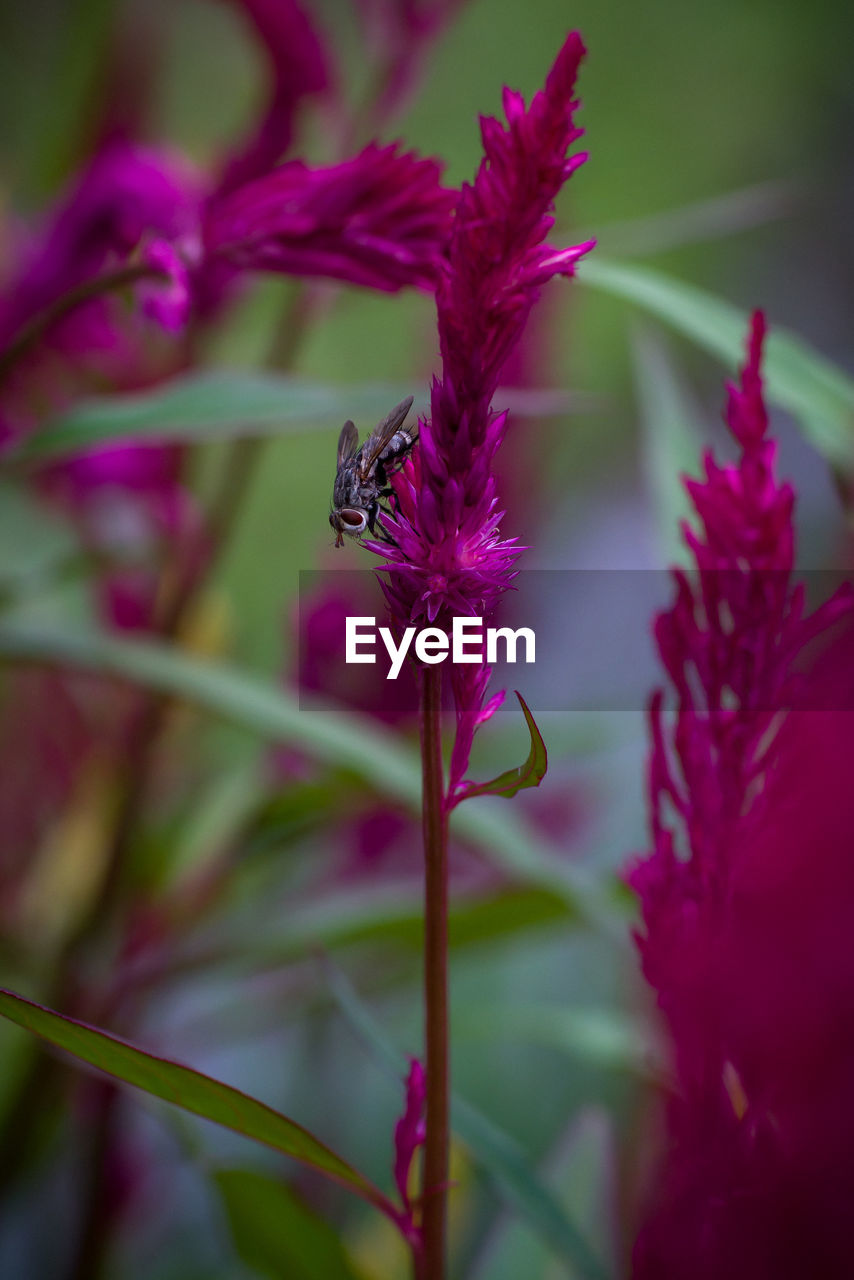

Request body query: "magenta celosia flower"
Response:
[362, 33, 591, 785]
[2, 93, 455, 638]
[370, 33, 592, 628]
[204, 142, 456, 292]
[217, 0, 332, 195]
[392, 1056, 427, 1248]
[627, 314, 854, 1278]
[0, 141, 201, 349]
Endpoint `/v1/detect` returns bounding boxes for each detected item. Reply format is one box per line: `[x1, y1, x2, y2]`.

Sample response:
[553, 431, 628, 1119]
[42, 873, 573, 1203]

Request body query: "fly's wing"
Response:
[356, 396, 414, 479]
[337, 420, 359, 468]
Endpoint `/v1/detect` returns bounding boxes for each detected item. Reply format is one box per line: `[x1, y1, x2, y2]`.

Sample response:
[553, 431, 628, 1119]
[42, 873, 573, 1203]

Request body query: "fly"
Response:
[329, 395, 416, 547]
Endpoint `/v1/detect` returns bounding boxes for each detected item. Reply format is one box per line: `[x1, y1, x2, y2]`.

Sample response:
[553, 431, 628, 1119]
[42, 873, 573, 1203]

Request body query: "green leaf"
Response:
[324, 965, 611, 1280]
[580, 258, 854, 470]
[10, 373, 424, 462]
[454, 692, 547, 805]
[8, 374, 589, 464]
[0, 481, 82, 595]
[215, 1168, 362, 1280]
[0, 988, 392, 1215]
[0, 622, 621, 936]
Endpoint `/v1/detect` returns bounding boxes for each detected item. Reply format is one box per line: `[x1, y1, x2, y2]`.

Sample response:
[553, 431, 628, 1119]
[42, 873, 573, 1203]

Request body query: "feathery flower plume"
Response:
[392, 1056, 427, 1249]
[630, 312, 850, 1007]
[204, 142, 456, 292]
[628, 313, 854, 1278]
[218, 0, 332, 194]
[368, 32, 592, 784]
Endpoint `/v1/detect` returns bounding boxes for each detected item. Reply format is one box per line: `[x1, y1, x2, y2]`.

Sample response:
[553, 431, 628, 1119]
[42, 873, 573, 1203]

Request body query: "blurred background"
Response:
[1, 0, 853, 1276]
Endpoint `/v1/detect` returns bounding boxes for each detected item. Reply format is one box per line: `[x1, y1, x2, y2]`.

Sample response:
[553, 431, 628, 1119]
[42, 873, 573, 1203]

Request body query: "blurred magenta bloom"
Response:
[139, 238, 194, 334]
[294, 578, 418, 722]
[633, 638, 854, 1280]
[218, 0, 332, 194]
[628, 314, 854, 1278]
[40, 441, 203, 631]
[353, 0, 468, 123]
[0, 140, 200, 342]
[205, 142, 456, 292]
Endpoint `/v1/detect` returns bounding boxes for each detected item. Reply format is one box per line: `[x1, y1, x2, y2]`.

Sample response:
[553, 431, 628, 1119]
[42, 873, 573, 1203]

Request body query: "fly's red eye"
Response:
[341, 509, 366, 528]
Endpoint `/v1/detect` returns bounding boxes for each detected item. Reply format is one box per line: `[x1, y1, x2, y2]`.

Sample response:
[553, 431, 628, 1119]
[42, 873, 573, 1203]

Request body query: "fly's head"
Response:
[329, 506, 369, 547]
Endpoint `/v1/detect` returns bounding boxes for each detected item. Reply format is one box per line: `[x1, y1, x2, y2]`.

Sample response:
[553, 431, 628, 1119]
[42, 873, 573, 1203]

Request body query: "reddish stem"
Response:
[419, 664, 449, 1280]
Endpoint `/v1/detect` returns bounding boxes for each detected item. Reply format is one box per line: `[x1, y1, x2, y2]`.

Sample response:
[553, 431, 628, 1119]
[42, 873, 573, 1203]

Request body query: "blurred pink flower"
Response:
[0, 141, 200, 344]
[0, 140, 202, 447]
[39, 441, 204, 632]
[628, 314, 854, 1278]
[353, 0, 468, 124]
[294, 578, 418, 723]
[204, 142, 456, 292]
[629, 313, 850, 1026]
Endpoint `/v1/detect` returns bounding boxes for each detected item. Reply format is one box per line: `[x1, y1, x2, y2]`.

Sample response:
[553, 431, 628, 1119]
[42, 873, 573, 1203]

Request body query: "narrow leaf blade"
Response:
[9, 374, 590, 463]
[11, 373, 421, 462]
[456, 692, 547, 803]
[0, 988, 390, 1212]
[581, 258, 854, 470]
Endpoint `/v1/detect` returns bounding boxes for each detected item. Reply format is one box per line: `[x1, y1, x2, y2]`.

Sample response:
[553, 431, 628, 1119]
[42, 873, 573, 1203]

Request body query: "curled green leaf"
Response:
[453, 692, 547, 807]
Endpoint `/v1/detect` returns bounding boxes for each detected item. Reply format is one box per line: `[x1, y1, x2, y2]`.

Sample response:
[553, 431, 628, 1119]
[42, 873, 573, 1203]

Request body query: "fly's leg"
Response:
[376, 485, 404, 518]
[367, 501, 400, 547]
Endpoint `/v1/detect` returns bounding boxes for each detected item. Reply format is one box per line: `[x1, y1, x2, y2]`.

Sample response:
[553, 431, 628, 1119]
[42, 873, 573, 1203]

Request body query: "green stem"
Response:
[419, 664, 449, 1280]
[0, 261, 168, 387]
